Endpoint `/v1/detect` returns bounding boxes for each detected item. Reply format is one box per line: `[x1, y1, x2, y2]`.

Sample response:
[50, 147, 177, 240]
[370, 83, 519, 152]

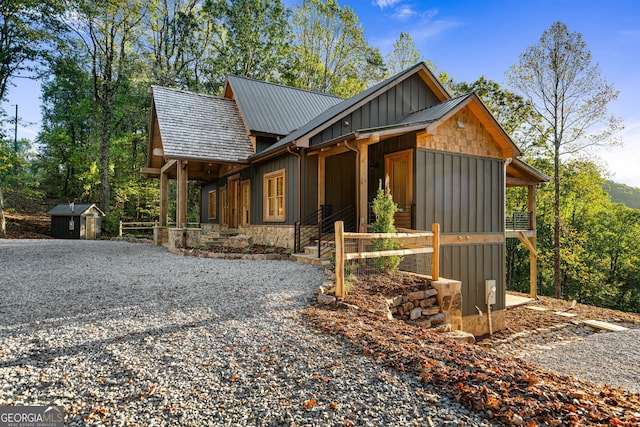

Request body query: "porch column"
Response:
[159, 171, 168, 226]
[176, 160, 188, 227]
[528, 184, 537, 298]
[318, 154, 325, 208]
[357, 143, 368, 232]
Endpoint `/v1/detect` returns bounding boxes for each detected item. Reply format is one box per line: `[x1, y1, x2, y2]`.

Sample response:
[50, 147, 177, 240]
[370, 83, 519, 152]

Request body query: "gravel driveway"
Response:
[0, 240, 494, 426]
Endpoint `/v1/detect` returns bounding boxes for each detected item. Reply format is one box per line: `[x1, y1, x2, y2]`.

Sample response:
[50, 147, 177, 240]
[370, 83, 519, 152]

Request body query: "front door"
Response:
[384, 149, 413, 229]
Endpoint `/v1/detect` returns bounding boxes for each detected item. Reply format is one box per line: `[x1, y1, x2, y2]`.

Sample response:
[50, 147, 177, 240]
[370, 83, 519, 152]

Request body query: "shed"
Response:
[47, 203, 104, 239]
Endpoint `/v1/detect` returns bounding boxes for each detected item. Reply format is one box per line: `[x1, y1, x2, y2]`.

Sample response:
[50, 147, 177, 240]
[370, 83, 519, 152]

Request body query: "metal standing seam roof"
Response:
[254, 62, 443, 158]
[151, 86, 254, 162]
[356, 93, 475, 134]
[47, 204, 104, 216]
[226, 75, 344, 136]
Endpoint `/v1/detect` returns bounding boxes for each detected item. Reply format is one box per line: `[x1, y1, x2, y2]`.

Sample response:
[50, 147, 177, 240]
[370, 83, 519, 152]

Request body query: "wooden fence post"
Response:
[335, 221, 345, 298]
[119, 221, 123, 237]
[432, 223, 440, 281]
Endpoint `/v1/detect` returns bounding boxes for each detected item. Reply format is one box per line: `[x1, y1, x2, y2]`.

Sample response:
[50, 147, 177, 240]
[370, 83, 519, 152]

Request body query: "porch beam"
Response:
[161, 159, 177, 174]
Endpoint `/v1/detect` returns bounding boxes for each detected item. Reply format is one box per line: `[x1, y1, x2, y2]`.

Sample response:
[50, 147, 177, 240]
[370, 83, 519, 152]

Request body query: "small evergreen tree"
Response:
[371, 178, 402, 273]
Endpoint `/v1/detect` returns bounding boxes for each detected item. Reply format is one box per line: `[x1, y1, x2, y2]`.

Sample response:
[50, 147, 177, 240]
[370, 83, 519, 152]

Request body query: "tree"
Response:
[67, 0, 146, 219]
[289, 0, 383, 97]
[448, 77, 545, 155]
[371, 178, 402, 273]
[386, 32, 420, 76]
[507, 21, 622, 298]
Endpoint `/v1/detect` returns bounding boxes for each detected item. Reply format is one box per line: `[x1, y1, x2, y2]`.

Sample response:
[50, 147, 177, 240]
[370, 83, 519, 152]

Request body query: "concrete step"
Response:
[583, 319, 629, 332]
[291, 253, 332, 266]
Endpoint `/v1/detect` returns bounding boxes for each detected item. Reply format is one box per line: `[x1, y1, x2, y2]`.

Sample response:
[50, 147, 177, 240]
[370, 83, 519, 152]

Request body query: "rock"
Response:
[410, 307, 422, 320]
[442, 330, 475, 344]
[337, 301, 360, 311]
[373, 308, 394, 320]
[389, 295, 404, 307]
[415, 319, 432, 328]
[408, 290, 425, 301]
[402, 302, 414, 312]
[420, 297, 437, 308]
[429, 313, 446, 325]
[424, 288, 438, 298]
[317, 293, 336, 305]
[223, 234, 253, 248]
[422, 306, 440, 316]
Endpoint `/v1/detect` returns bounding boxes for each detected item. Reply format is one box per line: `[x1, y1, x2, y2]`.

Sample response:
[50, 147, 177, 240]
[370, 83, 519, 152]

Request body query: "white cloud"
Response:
[374, 0, 402, 8]
[596, 117, 640, 188]
[392, 5, 417, 19]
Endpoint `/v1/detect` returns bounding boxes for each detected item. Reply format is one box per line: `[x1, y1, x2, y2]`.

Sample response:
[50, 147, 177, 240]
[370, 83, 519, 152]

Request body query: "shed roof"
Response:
[47, 204, 104, 216]
[507, 158, 550, 186]
[151, 86, 253, 162]
[225, 76, 343, 137]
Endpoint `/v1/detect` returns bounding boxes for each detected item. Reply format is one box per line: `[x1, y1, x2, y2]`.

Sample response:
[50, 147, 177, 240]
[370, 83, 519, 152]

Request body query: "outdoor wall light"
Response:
[456, 120, 465, 129]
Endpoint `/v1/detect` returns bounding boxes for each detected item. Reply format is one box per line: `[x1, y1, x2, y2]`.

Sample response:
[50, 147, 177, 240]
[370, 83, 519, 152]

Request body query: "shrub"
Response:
[371, 178, 403, 273]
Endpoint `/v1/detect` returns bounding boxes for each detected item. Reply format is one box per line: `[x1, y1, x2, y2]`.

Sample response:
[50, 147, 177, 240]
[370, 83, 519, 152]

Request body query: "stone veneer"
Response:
[200, 223, 294, 249]
[167, 227, 201, 253]
[462, 310, 506, 337]
[431, 279, 463, 331]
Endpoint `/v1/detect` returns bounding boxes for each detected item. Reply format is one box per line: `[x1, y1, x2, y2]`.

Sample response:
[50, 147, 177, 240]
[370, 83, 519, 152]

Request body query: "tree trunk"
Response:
[0, 186, 5, 237]
[99, 106, 111, 218]
[553, 141, 562, 299]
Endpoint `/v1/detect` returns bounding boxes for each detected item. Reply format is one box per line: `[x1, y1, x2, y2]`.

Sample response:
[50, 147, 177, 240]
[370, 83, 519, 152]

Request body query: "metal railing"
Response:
[294, 204, 356, 258]
[505, 211, 533, 231]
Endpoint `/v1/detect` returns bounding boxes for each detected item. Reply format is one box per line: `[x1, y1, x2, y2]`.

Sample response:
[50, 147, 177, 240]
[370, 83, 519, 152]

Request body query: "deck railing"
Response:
[505, 211, 533, 231]
[119, 221, 200, 237]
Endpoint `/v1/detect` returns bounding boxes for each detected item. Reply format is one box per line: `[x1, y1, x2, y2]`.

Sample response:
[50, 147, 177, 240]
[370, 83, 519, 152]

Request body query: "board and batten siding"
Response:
[200, 153, 299, 226]
[440, 244, 505, 315]
[310, 74, 440, 146]
[301, 154, 318, 219]
[414, 149, 506, 316]
[414, 150, 504, 233]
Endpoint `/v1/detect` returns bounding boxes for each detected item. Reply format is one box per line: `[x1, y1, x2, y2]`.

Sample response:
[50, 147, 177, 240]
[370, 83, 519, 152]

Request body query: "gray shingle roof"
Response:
[227, 76, 343, 136]
[152, 86, 253, 162]
[47, 204, 103, 216]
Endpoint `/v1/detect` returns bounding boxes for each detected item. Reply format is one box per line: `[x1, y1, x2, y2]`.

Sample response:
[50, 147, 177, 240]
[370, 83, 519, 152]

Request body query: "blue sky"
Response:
[4, 0, 640, 186]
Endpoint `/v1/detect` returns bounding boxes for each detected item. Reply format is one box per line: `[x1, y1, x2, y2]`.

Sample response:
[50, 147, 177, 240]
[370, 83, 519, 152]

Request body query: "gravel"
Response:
[520, 328, 640, 394]
[0, 240, 495, 426]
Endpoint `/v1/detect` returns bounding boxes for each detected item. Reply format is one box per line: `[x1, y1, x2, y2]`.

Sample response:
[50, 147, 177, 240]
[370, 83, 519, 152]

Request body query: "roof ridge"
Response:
[151, 85, 232, 102]
[411, 92, 473, 114]
[226, 75, 344, 100]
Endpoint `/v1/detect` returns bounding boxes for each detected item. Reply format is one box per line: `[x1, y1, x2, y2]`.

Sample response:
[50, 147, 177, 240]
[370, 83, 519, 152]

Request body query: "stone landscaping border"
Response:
[172, 247, 291, 260]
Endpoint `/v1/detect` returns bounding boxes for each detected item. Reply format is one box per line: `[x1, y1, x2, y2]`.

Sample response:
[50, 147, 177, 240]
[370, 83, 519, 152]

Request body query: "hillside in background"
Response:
[603, 180, 640, 210]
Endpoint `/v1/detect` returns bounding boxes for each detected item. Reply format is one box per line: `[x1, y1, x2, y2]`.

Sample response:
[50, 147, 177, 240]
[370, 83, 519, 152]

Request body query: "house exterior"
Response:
[144, 62, 547, 335]
[47, 203, 104, 240]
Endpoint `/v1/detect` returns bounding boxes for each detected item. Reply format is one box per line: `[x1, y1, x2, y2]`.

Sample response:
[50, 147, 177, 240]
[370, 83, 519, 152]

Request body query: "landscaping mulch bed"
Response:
[306, 280, 640, 426]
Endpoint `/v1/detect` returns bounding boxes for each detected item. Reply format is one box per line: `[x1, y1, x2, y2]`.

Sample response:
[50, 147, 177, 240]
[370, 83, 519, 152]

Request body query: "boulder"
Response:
[410, 307, 422, 320]
[223, 234, 253, 248]
[443, 330, 476, 344]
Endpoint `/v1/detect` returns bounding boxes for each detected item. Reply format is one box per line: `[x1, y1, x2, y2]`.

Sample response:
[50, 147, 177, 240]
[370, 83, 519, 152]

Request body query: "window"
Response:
[208, 190, 217, 220]
[241, 180, 251, 226]
[263, 169, 285, 222]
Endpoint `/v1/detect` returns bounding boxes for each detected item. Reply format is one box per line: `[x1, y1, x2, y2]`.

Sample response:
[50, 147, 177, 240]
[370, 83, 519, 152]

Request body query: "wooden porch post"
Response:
[159, 171, 168, 226]
[528, 184, 537, 298]
[317, 154, 325, 209]
[176, 160, 188, 227]
[357, 143, 368, 233]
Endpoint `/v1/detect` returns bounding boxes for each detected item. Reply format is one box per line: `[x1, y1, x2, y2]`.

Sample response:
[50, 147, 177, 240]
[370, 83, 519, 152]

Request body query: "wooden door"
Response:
[228, 177, 240, 229]
[384, 149, 413, 229]
[86, 216, 96, 240]
[240, 180, 251, 226]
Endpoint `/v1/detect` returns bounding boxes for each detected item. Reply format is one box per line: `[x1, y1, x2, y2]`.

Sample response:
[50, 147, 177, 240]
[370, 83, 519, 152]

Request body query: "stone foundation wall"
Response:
[167, 228, 201, 253]
[462, 310, 506, 337]
[153, 226, 168, 246]
[431, 279, 463, 331]
[237, 225, 294, 249]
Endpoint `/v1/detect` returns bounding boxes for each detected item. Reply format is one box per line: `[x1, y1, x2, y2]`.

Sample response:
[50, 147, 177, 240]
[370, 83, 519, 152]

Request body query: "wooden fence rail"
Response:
[118, 221, 200, 237]
[334, 221, 440, 298]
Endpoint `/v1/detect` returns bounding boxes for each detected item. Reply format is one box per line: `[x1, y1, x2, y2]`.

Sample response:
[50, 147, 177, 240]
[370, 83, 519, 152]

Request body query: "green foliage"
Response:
[288, 0, 384, 97]
[603, 180, 640, 210]
[386, 32, 420, 76]
[371, 179, 402, 273]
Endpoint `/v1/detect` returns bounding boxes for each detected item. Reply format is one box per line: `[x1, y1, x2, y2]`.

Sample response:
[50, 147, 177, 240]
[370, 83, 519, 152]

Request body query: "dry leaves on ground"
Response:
[304, 306, 640, 426]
